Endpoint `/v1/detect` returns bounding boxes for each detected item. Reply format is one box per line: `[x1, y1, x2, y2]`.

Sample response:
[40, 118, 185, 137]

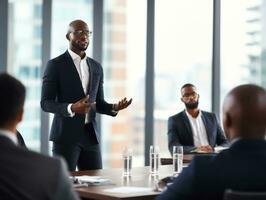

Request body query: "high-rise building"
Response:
[8, 0, 43, 151]
[245, 0, 266, 87]
[102, 0, 146, 168]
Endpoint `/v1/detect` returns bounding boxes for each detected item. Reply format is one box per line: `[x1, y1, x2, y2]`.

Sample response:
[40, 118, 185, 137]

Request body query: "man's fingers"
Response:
[90, 102, 96, 108]
[84, 107, 90, 113]
[127, 98, 133, 105]
[81, 95, 90, 103]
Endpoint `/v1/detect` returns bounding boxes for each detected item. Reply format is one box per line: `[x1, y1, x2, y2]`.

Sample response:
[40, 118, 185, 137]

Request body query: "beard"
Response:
[185, 101, 199, 109]
[72, 41, 89, 51]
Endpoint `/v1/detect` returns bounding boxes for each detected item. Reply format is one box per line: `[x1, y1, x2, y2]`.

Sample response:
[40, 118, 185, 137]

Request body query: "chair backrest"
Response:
[224, 189, 266, 200]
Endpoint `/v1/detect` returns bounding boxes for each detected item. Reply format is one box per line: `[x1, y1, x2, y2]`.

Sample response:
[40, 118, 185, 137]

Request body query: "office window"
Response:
[102, 0, 147, 168]
[51, 0, 93, 58]
[220, 0, 266, 109]
[154, 0, 213, 157]
[8, 0, 43, 151]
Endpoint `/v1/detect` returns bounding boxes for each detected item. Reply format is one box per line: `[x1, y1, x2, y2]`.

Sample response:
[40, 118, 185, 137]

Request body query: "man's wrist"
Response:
[112, 104, 118, 113]
[112, 104, 117, 111]
[67, 104, 75, 117]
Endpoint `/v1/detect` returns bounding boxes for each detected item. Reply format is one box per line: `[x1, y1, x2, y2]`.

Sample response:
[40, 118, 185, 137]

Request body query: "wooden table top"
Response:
[71, 165, 183, 200]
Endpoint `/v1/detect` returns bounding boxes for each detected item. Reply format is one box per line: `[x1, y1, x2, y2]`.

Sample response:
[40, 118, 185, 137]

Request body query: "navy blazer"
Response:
[16, 130, 26, 148]
[156, 139, 266, 200]
[168, 110, 227, 154]
[0, 135, 79, 200]
[41, 51, 116, 144]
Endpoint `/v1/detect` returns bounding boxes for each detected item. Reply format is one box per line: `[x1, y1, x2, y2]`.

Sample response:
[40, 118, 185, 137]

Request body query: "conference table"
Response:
[71, 155, 195, 200]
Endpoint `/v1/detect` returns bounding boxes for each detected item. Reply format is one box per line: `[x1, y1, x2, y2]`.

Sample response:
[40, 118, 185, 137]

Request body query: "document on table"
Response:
[70, 176, 112, 186]
[214, 146, 228, 153]
[103, 187, 153, 194]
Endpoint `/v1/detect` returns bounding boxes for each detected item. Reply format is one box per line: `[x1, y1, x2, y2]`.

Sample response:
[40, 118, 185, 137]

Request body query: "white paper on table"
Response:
[103, 187, 153, 194]
[214, 146, 228, 153]
[73, 176, 112, 185]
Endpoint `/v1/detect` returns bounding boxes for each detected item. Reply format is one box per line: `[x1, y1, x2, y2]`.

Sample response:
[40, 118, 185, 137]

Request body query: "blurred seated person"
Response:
[157, 84, 266, 200]
[0, 73, 80, 200]
[16, 130, 26, 148]
[168, 83, 228, 154]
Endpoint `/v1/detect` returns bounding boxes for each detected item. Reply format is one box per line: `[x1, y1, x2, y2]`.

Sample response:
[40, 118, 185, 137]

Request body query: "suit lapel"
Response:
[86, 58, 101, 101]
[201, 112, 214, 146]
[181, 111, 194, 145]
[86, 58, 92, 95]
[64, 51, 85, 96]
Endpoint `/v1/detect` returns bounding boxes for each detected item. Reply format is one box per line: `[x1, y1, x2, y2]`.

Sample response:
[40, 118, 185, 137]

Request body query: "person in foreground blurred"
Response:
[157, 84, 266, 200]
[0, 73, 80, 200]
[168, 83, 227, 154]
[16, 130, 26, 148]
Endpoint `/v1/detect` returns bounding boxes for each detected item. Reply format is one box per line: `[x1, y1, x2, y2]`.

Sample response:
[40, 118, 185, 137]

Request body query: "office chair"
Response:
[224, 189, 266, 200]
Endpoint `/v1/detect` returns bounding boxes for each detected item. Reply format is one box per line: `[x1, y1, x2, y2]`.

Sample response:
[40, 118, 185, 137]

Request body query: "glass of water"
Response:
[173, 146, 183, 175]
[122, 147, 132, 176]
[150, 145, 160, 175]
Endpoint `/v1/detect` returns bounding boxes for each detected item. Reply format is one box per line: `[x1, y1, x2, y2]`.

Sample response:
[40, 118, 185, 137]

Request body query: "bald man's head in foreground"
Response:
[223, 84, 266, 141]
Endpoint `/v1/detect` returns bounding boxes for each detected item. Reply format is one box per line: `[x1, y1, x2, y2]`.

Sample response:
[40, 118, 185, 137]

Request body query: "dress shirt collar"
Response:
[229, 137, 240, 146]
[68, 48, 87, 61]
[185, 109, 202, 119]
[0, 129, 18, 145]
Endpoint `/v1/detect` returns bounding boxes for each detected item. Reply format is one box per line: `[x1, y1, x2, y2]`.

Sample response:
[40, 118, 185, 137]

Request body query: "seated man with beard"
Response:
[167, 83, 228, 154]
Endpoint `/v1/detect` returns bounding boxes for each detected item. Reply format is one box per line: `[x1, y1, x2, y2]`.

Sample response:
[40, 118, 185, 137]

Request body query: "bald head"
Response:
[66, 20, 88, 36]
[66, 20, 90, 57]
[223, 84, 266, 141]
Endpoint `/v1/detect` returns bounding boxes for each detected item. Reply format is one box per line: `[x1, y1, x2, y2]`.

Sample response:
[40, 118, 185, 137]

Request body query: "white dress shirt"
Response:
[67, 49, 90, 121]
[0, 129, 18, 145]
[185, 110, 209, 147]
[68, 49, 89, 94]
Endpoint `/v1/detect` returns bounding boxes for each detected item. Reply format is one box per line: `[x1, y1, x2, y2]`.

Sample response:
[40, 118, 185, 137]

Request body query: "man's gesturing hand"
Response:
[71, 96, 96, 114]
[113, 97, 132, 112]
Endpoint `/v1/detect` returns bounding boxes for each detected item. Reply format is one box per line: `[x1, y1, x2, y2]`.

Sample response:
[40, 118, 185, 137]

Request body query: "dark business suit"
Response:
[41, 51, 116, 170]
[156, 139, 266, 200]
[0, 135, 79, 200]
[168, 110, 227, 154]
[16, 130, 27, 148]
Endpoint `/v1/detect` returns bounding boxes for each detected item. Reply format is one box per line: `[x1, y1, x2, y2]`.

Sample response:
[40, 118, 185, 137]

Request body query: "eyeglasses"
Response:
[182, 92, 198, 99]
[71, 30, 92, 37]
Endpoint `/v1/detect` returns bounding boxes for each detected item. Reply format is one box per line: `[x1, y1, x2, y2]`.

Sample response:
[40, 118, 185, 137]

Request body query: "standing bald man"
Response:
[156, 84, 266, 200]
[41, 20, 132, 171]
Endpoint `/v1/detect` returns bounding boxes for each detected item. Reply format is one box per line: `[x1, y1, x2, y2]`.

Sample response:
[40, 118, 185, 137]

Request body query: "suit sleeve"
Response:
[167, 117, 195, 155]
[52, 159, 80, 200]
[214, 114, 228, 146]
[156, 160, 196, 200]
[156, 156, 215, 200]
[95, 63, 117, 117]
[40, 60, 70, 117]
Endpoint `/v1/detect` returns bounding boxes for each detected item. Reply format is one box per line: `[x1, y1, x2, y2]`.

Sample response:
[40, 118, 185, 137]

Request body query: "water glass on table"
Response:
[173, 146, 183, 175]
[122, 147, 132, 176]
[150, 145, 160, 175]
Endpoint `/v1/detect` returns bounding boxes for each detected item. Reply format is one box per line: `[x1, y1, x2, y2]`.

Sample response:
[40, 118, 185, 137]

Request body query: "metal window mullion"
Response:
[40, 0, 52, 155]
[145, 0, 155, 166]
[93, 0, 103, 144]
[212, 0, 221, 116]
[0, 0, 8, 72]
